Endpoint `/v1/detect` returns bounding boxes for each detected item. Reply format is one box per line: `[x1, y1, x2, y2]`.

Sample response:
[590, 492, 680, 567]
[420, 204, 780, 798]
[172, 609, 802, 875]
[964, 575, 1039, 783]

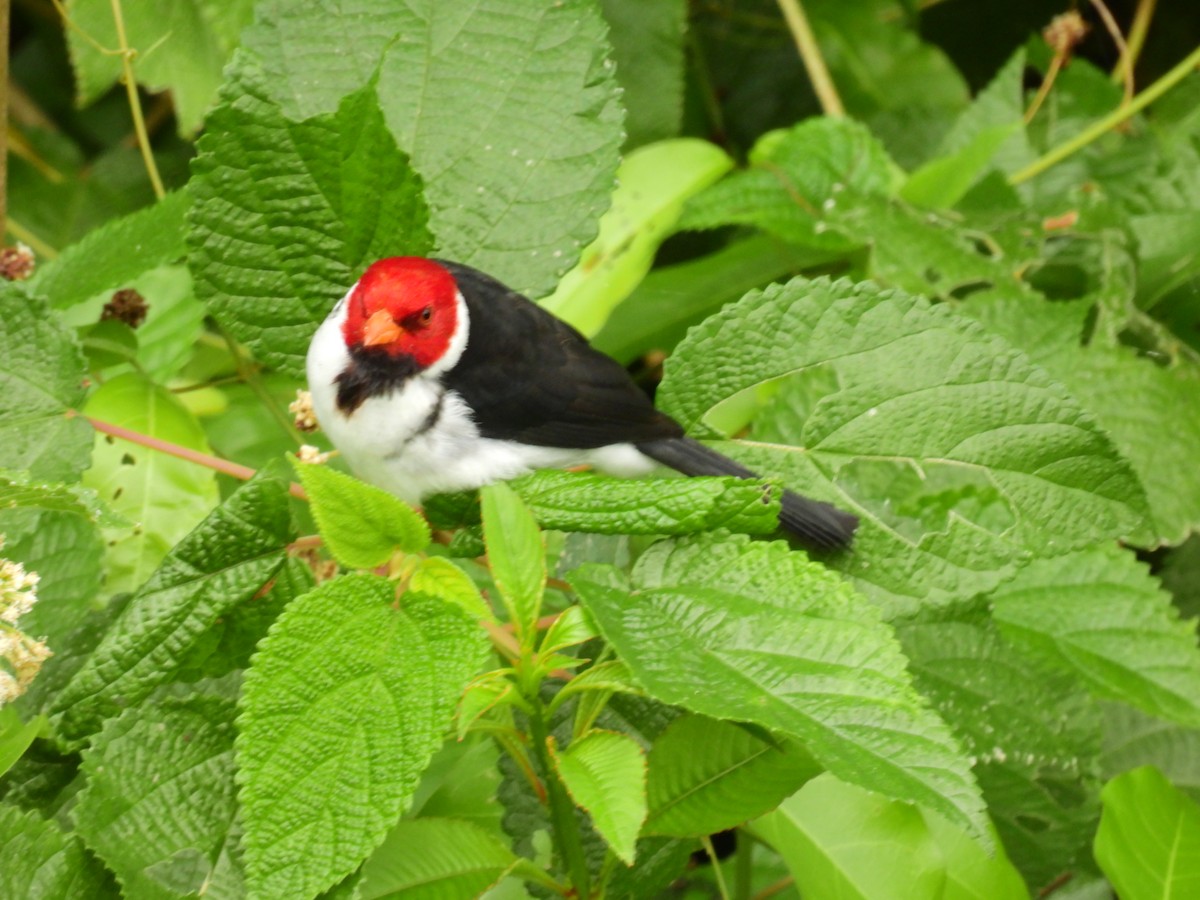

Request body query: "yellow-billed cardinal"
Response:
[306, 257, 857, 550]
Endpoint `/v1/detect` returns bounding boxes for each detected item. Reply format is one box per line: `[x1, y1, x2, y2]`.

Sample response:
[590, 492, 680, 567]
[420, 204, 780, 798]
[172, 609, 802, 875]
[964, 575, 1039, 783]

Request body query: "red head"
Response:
[341, 257, 459, 368]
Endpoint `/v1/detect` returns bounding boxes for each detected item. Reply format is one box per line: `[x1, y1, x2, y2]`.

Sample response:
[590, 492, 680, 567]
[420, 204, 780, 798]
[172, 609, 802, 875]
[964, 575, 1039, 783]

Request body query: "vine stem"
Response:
[80, 413, 308, 500]
[1009, 43, 1200, 185]
[107, 0, 164, 199]
[775, 0, 845, 117]
[1113, 0, 1157, 85]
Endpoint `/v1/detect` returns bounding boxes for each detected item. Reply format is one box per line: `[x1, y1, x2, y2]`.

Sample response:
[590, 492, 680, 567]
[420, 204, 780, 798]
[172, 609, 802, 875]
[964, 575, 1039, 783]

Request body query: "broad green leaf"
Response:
[937, 48, 1035, 178]
[1094, 766, 1200, 900]
[65, 0, 255, 133]
[292, 458, 430, 568]
[81, 372, 220, 595]
[480, 483, 545, 641]
[1100, 704, 1200, 804]
[31, 191, 189, 310]
[644, 715, 820, 837]
[991, 545, 1200, 728]
[74, 697, 242, 900]
[237, 576, 487, 899]
[600, 0, 686, 148]
[0, 803, 116, 898]
[552, 730, 647, 864]
[243, 0, 623, 300]
[511, 469, 781, 535]
[0, 709, 43, 778]
[659, 276, 1149, 615]
[189, 73, 432, 376]
[750, 774, 1026, 900]
[540, 139, 733, 335]
[0, 286, 92, 481]
[901, 125, 1016, 209]
[51, 472, 292, 742]
[359, 818, 517, 899]
[572, 533, 991, 846]
[681, 118, 898, 251]
[409, 557, 493, 623]
[593, 235, 840, 364]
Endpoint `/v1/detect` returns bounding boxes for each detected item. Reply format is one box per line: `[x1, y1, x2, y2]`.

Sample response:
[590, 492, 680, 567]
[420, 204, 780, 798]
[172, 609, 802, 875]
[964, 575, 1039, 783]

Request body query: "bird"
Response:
[305, 257, 858, 551]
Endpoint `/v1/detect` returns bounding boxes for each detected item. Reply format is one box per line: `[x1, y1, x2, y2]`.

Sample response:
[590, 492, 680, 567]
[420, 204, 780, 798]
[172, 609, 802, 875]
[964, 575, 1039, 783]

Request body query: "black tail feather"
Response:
[636, 437, 858, 551]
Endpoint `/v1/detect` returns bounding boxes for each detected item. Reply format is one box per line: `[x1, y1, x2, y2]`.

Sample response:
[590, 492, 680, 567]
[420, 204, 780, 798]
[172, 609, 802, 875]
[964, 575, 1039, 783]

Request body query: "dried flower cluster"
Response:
[1043, 11, 1089, 58]
[100, 288, 150, 329]
[0, 244, 36, 281]
[0, 538, 52, 707]
[297, 444, 334, 465]
[290, 389, 320, 433]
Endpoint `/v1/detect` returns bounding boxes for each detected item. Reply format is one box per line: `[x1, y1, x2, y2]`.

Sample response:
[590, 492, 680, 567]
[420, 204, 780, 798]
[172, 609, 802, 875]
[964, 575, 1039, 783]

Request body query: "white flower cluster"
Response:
[0, 537, 52, 707]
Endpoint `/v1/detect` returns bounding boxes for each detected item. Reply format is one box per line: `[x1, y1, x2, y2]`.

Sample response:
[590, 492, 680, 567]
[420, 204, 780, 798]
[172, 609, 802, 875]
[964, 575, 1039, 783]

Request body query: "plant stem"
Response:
[702, 834, 731, 900]
[1010, 43, 1200, 185]
[1113, 0, 1157, 84]
[1085, 0, 1133, 104]
[1, 0, 10, 239]
[5, 218, 56, 259]
[213, 319, 305, 445]
[108, 0, 164, 199]
[734, 833, 754, 899]
[527, 706, 591, 899]
[82, 413, 308, 500]
[775, 0, 845, 117]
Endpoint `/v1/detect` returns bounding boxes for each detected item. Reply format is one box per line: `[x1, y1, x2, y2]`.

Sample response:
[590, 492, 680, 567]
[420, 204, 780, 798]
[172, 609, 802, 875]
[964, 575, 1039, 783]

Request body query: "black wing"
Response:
[438, 260, 683, 448]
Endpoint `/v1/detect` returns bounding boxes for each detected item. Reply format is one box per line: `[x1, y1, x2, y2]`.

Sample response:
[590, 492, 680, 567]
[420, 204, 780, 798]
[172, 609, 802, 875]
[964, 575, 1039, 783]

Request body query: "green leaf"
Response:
[540, 139, 733, 335]
[0, 802, 116, 898]
[237, 575, 487, 899]
[1100, 704, 1200, 804]
[599, 0, 686, 148]
[81, 372, 220, 595]
[512, 469, 781, 535]
[291, 458, 430, 568]
[552, 730, 647, 864]
[1094, 766, 1200, 900]
[571, 533, 991, 846]
[188, 72, 432, 376]
[73, 697, 242, 900]
[750, 774, 1027, 900]
[937, 48, 1035, 178]
[659, 275, 1149, 615]
[0, 709, 43, 778]
[65, 0, 255, 133]
[243, 0, 624, 299]
[0, 286, 92, 481]
[31, 191, 189, 310]
[901, 125, 1017, 209]
[480, 483, 545, 641]
[991, 545, 1200, 728]
[645, 715, 820, 837]
[359, 817, 517, 899]
[409, 557, 494, 623]
[51, 472, 292, 742]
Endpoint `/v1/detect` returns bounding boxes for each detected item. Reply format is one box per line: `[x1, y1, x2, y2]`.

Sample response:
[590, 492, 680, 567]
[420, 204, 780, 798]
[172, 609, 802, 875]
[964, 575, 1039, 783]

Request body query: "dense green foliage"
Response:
[3, 0, 1200, 897]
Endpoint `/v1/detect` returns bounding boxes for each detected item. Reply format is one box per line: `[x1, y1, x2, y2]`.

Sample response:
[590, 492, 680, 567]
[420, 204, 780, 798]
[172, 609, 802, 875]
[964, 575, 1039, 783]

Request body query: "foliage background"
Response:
[2, 0, 1200, 898]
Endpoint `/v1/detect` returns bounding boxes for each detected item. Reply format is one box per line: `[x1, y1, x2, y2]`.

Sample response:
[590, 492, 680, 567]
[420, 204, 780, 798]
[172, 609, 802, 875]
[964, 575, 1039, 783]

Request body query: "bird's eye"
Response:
[420, 307, 432, 322]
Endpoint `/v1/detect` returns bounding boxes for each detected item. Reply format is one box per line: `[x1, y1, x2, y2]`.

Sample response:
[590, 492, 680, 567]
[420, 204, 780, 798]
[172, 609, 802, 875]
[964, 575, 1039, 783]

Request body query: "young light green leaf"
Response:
[1094, 766, 1200, 900]
[74, 697, 241, 899]
[31, 191, 189, 310]
[409, 557, 493, 623]
[51, 472, 292, 742]
[749, 774, 1027, 900]
[540, 605, 597, 655]
[243, 0, 623, 299]
[645, 716, 820, 838]
[82, 372, 220, 596]
[551, 730, 647, 865]
[189, 70, 432, 376]
[65, 0, 254, 133]
[511, 469, 781, 536]
[901, 124, 1017, 209]
[659, 275, 1149, 615]
[540, 139, 733, 335]
[0, 709, 43, 779]
[291, 458, 430, 568]
[572, 533, 991, 846]
[991, 545, 1200, 728]
[0, 803, 115, 898]
[480, 483, 545, 642]
[0, 286, 92, 482]
[237, 576, 487, 899]
[358, 817, 518, 900]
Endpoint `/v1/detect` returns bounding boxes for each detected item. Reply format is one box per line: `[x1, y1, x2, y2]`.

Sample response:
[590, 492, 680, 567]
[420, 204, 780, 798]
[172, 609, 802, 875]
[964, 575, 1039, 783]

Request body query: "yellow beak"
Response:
[362, 309, 403, 347]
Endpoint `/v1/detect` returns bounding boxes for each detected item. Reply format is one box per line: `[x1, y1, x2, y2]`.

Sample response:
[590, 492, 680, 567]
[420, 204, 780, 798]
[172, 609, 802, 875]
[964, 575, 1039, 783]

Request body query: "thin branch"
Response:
[1024, 53, 1065, 124]
[5, 218, 57, 259]
[775, 0, 845, 117]
[701, 834, 732, 900]
[1010, 43, 1200, 185]
[1, 0, 10, 238]
[1085, 0, 1133, 105]
[1113, 0, 1157, 85]
[213, 319, 305, 446]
